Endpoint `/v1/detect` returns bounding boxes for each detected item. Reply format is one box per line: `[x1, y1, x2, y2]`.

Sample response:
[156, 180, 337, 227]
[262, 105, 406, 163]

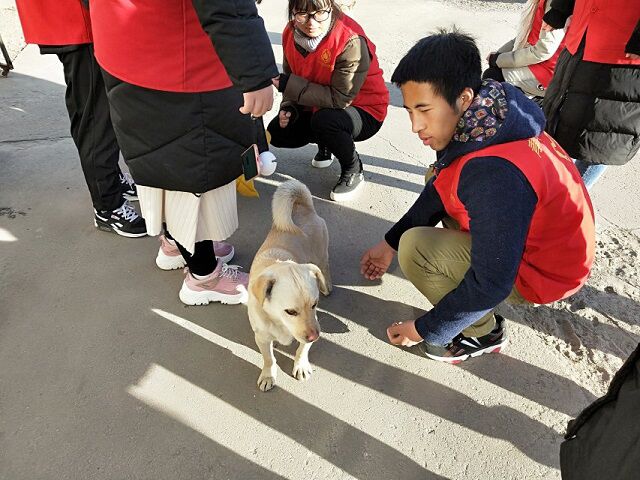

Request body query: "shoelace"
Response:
[114, 201, 139, 221]
[119, 172, 135, 189]
[220, 264, 243, 280]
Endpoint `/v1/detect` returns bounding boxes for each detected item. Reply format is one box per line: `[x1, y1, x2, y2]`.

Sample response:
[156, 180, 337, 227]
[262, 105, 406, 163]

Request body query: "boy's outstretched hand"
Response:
[387, 321, 423, 346]
[360, 240, 396, 280]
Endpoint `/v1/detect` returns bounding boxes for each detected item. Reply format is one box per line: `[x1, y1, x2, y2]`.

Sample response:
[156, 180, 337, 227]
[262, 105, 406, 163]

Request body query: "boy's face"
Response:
[401, 81, 472, 152]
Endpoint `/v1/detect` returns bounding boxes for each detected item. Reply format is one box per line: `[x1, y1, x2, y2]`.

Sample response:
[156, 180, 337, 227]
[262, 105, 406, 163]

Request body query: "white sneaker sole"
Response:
[329, 178, 365, 202]
[311, 156, 334, 168]
[94, 219, 147, 238]
[155, 246, 235, 270]
[179, 283, 248, 306]
[424, 338, 508, 364]
[156, 251, 186, 270]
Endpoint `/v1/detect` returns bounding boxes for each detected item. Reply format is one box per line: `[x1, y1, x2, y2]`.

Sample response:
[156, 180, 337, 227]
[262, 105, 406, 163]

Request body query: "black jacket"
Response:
[102, 0, 278, 193]
[543, 1, 640, 166]
[560, 342, 640, 479]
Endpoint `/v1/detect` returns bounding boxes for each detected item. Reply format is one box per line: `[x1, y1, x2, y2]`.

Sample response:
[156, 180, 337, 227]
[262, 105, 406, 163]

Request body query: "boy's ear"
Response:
[459, 87, 475, 111]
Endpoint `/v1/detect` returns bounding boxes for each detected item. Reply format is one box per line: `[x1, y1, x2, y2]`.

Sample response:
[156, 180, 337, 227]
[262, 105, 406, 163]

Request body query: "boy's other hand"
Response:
[387, 321, 423, 346]
[279, 110, 292, 128]
[360, 240, 396, 280]
[626, 53, 640, 60]
[239, 85, 274, 117]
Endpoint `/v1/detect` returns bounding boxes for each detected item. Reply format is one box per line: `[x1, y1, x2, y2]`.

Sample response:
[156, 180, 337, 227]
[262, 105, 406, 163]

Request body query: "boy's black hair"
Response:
[287, 0, 343, 20]
[391, 29, 482, 108]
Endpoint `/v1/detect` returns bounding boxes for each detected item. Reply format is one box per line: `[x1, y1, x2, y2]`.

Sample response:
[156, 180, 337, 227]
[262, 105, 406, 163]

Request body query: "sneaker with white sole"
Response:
[420, 314, 508, 364]
[311, 145, 334, 168]
[119, 172, 138, 201]
[155, 235, 235, 270]
[179, 263, 249, 305]
[94, 200, 147, 238]
[330, 171, 365, 202]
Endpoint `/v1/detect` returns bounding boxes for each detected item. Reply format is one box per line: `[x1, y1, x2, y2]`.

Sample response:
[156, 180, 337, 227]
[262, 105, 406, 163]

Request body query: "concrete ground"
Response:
[1, 1, 639, 479]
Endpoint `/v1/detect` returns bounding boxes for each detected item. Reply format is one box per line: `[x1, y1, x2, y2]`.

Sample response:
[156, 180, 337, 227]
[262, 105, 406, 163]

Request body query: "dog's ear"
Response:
[251, 272, 276, 305]
[305, 264, 329, 296]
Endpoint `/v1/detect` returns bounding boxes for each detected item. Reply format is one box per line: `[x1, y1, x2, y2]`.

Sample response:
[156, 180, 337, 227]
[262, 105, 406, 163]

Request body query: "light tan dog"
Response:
[248, 179, 332, 392]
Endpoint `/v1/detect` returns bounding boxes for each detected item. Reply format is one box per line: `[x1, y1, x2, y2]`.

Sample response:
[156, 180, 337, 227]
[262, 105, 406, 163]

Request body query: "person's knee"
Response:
[398, 228, 427, 278]
[310, 108, 345, 135]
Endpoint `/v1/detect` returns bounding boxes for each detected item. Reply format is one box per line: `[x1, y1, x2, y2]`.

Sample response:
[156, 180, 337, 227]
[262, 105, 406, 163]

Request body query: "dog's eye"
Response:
[284, 309, 298, 316]
[311, 303, 317, 309]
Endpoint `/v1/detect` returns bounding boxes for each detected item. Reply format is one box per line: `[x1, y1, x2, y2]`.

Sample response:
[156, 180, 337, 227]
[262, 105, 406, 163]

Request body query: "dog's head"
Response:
[250, 261, 328, 343]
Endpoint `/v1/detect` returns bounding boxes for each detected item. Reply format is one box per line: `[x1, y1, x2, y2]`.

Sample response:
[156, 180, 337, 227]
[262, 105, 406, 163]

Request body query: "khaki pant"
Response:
[398, 226, 528, 338]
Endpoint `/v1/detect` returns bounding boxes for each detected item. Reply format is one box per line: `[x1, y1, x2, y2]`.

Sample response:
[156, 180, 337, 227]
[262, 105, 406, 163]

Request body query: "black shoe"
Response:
[119, 172, 138, 201]
[330, 170, 364, 202]
[94, 200, 147, 238]
[420, 314, 508, 364]
[311, 145, 334, 168]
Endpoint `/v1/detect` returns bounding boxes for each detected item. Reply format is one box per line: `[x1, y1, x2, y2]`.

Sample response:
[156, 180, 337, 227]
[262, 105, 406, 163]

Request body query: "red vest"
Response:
[90, 0, 232, 93]
[527, 0, 566, 87]
[564, 0, 640, 65]
[15, 0, 92, 45]
[283, 15, 389, 122]
[433, 133, 595, 304]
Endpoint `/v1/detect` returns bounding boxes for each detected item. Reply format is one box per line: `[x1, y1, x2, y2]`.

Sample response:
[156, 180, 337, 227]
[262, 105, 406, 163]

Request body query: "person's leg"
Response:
[573, 159, 608, 190]
[397, 226, 496, 338]
[175, 239, 217, 276]
[311, 108, 360, 174]
[157, 225, 234, 270]
[57, 44, 123, 212]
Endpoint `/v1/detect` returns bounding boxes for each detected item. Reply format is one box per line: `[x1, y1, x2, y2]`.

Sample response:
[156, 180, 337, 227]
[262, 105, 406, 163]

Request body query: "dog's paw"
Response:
[257, 369, 276, 392]
[292, 361, 313, 381]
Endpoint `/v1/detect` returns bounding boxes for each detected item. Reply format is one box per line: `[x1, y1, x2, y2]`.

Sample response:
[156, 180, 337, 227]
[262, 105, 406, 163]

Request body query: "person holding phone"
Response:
[267, 0, 389, 202]
[90, 0, 278, 305]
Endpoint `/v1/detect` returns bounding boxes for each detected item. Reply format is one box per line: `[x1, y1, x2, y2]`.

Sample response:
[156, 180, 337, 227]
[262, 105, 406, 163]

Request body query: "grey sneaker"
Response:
[311, 146, 334, 168]
[330, 171, 364, 202]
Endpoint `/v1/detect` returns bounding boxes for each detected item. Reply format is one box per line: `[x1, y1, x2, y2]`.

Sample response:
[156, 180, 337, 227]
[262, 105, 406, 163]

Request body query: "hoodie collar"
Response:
[435, 80, 546, 170]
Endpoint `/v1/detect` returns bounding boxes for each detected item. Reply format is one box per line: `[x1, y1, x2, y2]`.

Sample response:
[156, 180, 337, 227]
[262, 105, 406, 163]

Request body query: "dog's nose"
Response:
[306, 329, 319, 342]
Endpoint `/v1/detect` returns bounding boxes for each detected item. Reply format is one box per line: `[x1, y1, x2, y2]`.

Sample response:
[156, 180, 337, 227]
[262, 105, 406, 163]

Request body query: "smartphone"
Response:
[241, 144, 260, 181]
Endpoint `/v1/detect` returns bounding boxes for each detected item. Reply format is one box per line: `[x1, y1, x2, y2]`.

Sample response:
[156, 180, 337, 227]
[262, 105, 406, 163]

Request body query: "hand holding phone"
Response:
[241, 144, 260, 181]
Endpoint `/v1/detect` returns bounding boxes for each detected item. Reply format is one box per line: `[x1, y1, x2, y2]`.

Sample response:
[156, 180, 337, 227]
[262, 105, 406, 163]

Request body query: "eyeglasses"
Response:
[293, 9, 332, 24]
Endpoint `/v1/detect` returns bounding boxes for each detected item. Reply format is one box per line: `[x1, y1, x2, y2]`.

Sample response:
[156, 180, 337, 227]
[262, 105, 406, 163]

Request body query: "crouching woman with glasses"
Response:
[268, 0, 389, 201]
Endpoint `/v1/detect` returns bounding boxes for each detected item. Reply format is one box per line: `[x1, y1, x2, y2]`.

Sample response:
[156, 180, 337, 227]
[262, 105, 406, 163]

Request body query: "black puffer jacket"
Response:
[101, 0, 278, 193]
[543, 2, 640, 166]
[560, 342, 640, 479]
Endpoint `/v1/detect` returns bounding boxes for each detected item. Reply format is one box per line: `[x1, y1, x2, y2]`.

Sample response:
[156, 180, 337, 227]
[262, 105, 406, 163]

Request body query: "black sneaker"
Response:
[311, 145, 334, 168]
[94, 200, 147, 238]
[330, 171, 364, 202]
[420, 314, 508, 364]
[119, 172, 138, 201]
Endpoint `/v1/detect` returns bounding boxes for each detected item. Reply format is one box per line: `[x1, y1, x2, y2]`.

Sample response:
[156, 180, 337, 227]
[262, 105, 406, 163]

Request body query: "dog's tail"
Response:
[272, 179, 315, 234]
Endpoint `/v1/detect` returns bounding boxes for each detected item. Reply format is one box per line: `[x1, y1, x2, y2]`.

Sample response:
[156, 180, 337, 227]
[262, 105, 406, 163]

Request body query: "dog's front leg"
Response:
[292, 342, 313, 380]
[255, 335, 278, 392]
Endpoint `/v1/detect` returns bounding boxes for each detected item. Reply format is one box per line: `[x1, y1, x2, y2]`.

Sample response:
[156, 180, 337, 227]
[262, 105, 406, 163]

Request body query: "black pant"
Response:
[165, 227, 217, 276]
[57, 44, 122, 211]
[267, 107, 382, 174]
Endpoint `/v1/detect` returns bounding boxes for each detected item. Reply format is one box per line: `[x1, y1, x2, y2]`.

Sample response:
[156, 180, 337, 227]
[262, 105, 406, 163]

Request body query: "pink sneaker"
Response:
[179, 263, 249, 305]
[155, 235, 235, 270]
